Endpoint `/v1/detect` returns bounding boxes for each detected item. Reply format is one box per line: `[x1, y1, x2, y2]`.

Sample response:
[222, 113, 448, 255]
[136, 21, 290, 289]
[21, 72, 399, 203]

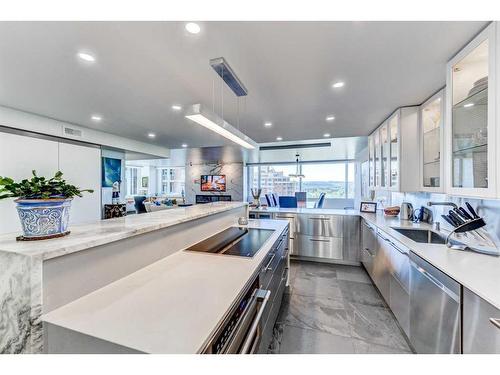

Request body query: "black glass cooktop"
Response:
[185, 227, 274, 257]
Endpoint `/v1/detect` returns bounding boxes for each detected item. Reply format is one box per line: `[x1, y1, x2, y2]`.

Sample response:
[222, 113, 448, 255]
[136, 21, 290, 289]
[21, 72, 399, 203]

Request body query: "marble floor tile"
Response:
[337, 280, 386, 307]
[279, 325, 356, 354]
[335, 265, 372, 284]
[345, 301, 411, 351]
[277, 293, 351, 338]
[291, 275, 343, 299]
[352, 339, 412, 354]
[294, 261, 338, 279]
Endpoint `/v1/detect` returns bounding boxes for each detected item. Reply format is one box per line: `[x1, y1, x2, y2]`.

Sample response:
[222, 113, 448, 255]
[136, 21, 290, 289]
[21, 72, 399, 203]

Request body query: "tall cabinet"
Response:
[445, 23, 497, 198]
[419, 89, 445, 192]
[368, 107, 419, 193]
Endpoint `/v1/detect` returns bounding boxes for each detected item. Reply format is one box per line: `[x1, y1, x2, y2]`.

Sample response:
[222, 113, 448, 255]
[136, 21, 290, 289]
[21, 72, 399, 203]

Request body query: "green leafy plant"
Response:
[0, 170, 94, 200]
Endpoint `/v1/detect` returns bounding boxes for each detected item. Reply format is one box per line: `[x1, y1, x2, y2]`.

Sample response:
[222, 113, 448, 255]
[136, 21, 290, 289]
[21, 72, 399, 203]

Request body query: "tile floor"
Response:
[268, 260, 414, 354]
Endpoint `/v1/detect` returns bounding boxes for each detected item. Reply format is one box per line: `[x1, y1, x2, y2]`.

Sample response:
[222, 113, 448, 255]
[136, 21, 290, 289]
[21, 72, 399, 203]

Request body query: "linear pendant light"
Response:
[185, 104, 258, 149]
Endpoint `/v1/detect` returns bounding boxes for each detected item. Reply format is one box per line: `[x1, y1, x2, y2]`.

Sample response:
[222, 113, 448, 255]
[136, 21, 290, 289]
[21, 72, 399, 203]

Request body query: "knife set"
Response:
[441, 202, 499, 256]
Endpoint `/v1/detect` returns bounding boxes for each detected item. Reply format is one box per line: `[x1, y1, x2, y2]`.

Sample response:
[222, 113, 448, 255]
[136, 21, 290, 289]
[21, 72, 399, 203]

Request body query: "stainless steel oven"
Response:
[203, 278, 271, 354]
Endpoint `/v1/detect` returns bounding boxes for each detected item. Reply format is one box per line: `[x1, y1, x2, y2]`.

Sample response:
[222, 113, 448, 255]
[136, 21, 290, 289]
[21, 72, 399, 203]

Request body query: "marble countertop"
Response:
[255, 206, 500, 309]
[42, 219, 288, 354]
[0, 202, 247, 261]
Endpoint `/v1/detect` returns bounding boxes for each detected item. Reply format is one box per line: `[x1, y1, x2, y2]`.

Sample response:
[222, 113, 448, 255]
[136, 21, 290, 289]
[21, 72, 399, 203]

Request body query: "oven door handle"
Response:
[239, 289, 271, 354]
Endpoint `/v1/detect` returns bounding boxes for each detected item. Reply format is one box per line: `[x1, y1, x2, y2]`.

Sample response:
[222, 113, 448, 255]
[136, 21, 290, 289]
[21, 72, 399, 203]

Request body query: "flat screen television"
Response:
[200, 175, 227, 192]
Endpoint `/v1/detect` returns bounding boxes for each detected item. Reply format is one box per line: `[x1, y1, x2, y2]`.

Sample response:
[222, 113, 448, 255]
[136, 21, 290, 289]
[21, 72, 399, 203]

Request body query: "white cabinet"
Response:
[419, 89, 445, 192]
[368, 107, 419, 193]
[445, 23, 497, 198]
[368, 134, 375, 189]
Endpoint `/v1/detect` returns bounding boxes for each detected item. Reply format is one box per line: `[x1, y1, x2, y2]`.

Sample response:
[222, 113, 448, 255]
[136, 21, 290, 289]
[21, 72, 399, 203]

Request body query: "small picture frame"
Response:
[141, 177, 149, 188]
[360, 201, 377, 213]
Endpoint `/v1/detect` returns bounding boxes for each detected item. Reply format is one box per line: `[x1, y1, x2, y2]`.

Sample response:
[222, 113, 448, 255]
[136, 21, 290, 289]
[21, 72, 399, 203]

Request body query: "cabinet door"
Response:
[368, 135, 375, 188]
[374, 129, 381, 188]
[446, 23, 496, 198]
[380, 122, 389, 189]
[374, 232, 391, 304]
[420, 90, 444, 192]
[463, 287, 500, 353]
[388, 112, 400, 190]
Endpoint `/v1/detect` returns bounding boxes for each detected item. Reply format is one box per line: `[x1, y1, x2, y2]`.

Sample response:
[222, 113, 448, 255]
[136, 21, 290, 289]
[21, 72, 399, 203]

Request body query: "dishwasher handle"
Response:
[412, 262, 460, 303]
[239, 289, 271, 354]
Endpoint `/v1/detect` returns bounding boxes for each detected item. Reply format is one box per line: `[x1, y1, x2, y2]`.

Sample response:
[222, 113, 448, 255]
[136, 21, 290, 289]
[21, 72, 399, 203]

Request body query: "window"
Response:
[125, 167, 139, 196]
[158, 167, 185, 196]
[247, 161, 356, 201]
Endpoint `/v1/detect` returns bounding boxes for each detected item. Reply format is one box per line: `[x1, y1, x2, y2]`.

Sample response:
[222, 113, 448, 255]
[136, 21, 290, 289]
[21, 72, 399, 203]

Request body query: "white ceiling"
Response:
[0, 21, 488, 149]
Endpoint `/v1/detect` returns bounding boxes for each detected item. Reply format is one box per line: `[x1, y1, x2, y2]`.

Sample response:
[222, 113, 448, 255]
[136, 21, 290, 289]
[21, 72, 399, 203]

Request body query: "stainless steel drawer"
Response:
[296, 234, 343, 260]
[343, 216, 360, 262]
[390, 274, 410, 336]
[297, 214, 343, 237]
[361, 248, 375, 279]
[463, 287, 500, 353]
[274, 214, 297, 239]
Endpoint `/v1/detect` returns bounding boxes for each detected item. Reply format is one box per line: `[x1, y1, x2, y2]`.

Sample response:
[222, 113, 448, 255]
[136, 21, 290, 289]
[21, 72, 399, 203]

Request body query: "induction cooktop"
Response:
[184, 227, 274, 257]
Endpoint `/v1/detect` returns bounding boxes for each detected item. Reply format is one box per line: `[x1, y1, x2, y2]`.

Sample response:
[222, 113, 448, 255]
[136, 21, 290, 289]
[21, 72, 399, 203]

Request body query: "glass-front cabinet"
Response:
[446, 23, 496, 197]
[388, 112, 400, 190]
[420, 90, 444, 192]
[374, 130, 381, 188]
[380, 122, 389, 189]
[368, 134, 375, 188]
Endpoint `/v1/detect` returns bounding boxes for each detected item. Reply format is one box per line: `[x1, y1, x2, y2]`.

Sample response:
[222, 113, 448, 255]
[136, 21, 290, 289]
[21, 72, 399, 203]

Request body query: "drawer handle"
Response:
[263, 253, 276, 271]
[309, 217, 330, 220]
[309, 238, 331, 243]
[490, 318, 500, 329]
[363, 221, 375, 231]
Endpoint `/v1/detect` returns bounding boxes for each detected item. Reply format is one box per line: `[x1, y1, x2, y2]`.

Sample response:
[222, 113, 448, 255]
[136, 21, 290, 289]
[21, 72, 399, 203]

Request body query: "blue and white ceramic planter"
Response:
[15, 198, 72, 238]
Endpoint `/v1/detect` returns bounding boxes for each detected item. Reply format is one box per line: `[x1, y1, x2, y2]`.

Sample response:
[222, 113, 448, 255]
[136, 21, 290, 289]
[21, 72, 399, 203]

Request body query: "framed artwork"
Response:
[102, 157, 122, 188]
[142, 177, 149, 188]
[360, 201, 377, 213]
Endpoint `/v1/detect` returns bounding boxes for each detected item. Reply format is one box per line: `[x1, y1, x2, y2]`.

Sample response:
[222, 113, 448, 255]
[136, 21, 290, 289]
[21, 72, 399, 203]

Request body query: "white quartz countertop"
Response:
[42, 219, 288, 354]
[0, 202, 247, 260]
[256, 206, 500, 309]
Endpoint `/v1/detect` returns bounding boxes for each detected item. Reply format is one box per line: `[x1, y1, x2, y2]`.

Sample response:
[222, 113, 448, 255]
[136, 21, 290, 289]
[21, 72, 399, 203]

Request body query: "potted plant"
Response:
[0, 170, 93, 239]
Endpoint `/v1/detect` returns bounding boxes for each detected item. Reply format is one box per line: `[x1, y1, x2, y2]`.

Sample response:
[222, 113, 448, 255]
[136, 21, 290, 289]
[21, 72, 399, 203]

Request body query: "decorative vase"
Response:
[15, 198, 73, 239]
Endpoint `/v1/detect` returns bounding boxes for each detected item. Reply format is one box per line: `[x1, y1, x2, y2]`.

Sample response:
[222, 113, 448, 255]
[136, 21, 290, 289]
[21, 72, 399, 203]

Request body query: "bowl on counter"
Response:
[384, 206, 401, 217]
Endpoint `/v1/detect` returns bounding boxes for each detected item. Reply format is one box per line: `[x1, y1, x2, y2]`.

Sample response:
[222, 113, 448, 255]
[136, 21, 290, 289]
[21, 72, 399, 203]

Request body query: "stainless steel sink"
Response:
[391, 228, 447, 244]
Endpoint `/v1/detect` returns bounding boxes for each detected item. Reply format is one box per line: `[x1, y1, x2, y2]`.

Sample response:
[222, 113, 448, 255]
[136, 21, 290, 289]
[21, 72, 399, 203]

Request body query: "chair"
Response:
[272, 193, 279, 207]
[314, 193, 326, 209]
[279, 196, 298, 208]
[295, 192, 307, 207]
[265, 193, 276, 207]
[134, 196, 147, 214]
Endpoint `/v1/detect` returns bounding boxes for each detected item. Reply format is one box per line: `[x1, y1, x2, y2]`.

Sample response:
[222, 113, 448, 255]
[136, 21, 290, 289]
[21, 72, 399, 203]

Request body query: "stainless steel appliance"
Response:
[463, 287, 500, 353]
[400, 202, 414, 220]
[202, 277, 271, 353]
[409, 252, 461, 353]
[361, 219, 377, 278]
[185, 227, 274, 257]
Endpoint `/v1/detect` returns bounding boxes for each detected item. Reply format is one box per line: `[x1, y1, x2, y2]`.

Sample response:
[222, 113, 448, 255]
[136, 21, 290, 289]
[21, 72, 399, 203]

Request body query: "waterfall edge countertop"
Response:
[251, 206, 500, 310]
[0, 202, 247, 260]
[42, 219, 288, 354]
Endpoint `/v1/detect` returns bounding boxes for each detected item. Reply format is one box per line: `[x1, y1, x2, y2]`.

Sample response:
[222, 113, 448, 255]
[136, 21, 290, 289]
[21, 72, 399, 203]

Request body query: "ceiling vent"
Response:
[63, 126, 83, 138]
[260, 142, 331, 151]
[209, 57, 248, 97]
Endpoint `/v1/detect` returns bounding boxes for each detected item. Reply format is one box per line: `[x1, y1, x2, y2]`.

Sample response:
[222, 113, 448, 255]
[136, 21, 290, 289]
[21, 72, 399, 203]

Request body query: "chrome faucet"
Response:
[427, 201, 458, 209]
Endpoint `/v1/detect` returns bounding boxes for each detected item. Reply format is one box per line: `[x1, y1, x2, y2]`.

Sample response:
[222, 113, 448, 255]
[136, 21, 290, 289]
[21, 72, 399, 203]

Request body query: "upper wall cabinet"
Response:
[369, 107, 419, 193]
[446, 23, 497, 198]
[419, 89, 445, 192]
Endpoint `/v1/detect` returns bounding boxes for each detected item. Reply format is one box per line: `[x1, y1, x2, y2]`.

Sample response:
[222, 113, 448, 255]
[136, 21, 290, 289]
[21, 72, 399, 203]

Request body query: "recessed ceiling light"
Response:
[276, 136, 283, 141]
[185, 22, 201, 34]
[182, 143, 188, 148]
[324, 133, 331, 138]
[332, 81, 345, 88]
[172, 105, 182, 111]
[464, 103, 474, 108]
[264, 122, 272, 127]
[326, 116, 335, 121]
[77, 52, 96, 63]
[147, 133, 156, 138]
[91, 115, 102, 122]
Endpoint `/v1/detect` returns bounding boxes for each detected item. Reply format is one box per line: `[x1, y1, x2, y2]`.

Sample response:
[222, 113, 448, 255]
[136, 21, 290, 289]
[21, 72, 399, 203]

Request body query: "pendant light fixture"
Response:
[185, 57, 257, 149]
[290, 153, 305, 179]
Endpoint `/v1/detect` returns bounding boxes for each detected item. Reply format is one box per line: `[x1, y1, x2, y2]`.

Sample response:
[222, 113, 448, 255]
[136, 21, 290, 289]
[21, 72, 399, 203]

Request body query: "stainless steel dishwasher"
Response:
[409, 252, 461, 353]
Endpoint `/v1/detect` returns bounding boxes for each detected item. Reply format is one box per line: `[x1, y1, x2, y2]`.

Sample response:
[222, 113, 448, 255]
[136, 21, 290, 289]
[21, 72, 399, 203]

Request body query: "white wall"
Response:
[0, 105, 170, 158]
[0, 132, 101, 234]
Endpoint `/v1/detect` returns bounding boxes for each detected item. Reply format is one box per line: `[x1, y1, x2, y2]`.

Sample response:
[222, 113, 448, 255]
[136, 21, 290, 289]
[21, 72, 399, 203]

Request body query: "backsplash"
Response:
[379, 191, 500, 246]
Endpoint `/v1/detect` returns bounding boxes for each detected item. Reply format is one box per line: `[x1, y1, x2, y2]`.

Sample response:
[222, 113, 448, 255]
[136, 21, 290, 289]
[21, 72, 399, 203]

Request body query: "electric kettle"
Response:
[400, 202, 414, 220]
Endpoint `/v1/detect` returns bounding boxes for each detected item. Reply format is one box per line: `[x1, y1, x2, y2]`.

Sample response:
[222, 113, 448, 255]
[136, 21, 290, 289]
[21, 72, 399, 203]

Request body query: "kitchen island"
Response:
[0, 202, 248, 354]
